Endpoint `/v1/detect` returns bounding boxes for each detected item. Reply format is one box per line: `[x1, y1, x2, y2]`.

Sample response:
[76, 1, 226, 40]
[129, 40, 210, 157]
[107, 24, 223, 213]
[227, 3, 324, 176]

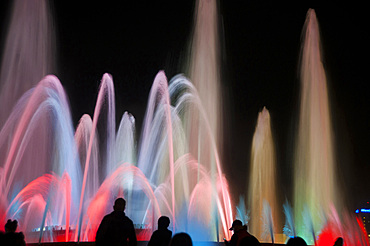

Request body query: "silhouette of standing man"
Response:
[96, 198, 137, 246]
[148, 216, 172, 246]
[225, 220, 260, 246]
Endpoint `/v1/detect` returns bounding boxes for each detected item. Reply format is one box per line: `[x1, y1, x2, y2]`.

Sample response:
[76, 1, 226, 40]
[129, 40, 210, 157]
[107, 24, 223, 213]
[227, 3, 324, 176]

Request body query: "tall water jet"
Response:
[0, 0, 55, 128]
[0, 1, 57, 229]
[186, 0, 223, 171]
[293, 9, 338, 242]
[184, 0, 232, 240]
[248, 107, 279, 242]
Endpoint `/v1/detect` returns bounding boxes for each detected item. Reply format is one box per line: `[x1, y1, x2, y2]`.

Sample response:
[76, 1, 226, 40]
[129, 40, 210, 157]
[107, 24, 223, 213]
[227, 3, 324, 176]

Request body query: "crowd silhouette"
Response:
[92, 199, 333, 246]
[0, 198, 345, 246]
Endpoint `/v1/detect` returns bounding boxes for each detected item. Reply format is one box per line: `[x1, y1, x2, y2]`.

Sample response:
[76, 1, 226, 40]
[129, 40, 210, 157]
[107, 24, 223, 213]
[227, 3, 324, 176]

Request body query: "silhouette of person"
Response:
[148, 216, 172, 246]
[333, 237, 343, 246]
[225, 220, 260, 246]
[286, 236, 307, 246]
[239, 235, 261, 246]
[169, 232, 193, 246]
[96, 198, 137, 246]
[1, 219, 26, 246]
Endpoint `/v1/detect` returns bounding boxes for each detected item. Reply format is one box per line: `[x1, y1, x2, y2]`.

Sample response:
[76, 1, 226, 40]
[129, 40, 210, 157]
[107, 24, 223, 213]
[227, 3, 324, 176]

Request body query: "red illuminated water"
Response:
[0, 0, 233, 243]
[0, 1, 368, 246]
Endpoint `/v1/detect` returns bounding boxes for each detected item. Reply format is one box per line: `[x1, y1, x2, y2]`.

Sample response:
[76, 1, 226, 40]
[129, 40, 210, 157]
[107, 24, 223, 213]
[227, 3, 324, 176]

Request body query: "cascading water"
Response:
[0, 0, 233, 243]
[0, 1, 368, 245]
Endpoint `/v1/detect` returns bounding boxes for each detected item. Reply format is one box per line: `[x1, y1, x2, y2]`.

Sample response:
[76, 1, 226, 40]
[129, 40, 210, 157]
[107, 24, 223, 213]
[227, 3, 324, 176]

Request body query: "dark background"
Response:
[0, 1, 369, 212]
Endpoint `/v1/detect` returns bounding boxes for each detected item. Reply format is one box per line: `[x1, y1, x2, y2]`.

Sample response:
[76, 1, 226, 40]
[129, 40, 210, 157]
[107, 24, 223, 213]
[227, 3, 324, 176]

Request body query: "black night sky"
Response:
[0, 1, 369, 212]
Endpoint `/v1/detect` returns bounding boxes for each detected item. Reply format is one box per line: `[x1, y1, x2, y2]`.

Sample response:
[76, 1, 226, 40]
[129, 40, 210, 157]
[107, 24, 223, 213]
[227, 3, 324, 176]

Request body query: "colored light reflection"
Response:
[0, 0, 233, 243]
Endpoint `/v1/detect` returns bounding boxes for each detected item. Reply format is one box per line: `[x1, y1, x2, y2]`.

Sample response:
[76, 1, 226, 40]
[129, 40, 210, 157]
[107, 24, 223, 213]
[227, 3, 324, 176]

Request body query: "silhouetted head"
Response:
[170, 232, 192, 246]
[5, 219, 18, 233]
[334, 237, 344, 246]
[113, 198, 126, 212]
[286, 237, 307, 246]
[158, 216, 170, 229]
[229, 219, 244, 232]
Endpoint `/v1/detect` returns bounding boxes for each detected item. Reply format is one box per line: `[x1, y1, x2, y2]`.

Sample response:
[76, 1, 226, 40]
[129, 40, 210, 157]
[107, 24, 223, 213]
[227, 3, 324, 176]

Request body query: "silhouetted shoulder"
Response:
[148, 228, 172, 246]
[170, 232, 192, 246]
[239, 235, 260, 246]
[286, 237, 307, 246]
[2, 232, 26, 246]
[96, 198, 137, 246]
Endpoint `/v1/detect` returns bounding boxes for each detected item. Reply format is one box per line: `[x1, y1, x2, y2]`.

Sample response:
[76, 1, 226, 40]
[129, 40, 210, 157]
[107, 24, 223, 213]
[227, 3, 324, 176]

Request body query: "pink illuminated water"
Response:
[0, 0, 233, 243]
[0, 0, 55, 128]
[0, 1, 368, 246]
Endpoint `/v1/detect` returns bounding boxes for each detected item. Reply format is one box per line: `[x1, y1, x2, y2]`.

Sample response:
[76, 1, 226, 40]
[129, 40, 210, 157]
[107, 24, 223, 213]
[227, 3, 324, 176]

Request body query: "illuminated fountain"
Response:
[0, 0, 55, 128]
[243, 9, 369, 246]
[291, 9, 368, 246]
[293, 8, 338, 242]
[248, 107, 280, 243]
[0, 73, 233, 244]
[0, 1, 369, 245]
[0, 0, 233, 243]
